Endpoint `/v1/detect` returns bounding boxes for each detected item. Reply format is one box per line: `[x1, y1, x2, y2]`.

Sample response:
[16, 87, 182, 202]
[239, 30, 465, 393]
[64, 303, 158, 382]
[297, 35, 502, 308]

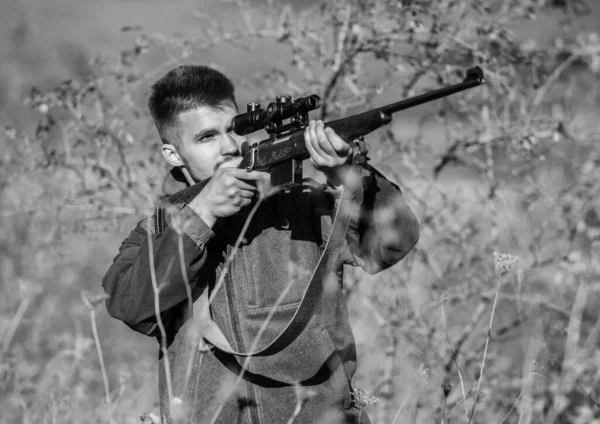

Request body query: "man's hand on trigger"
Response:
[188, 158, 270, 228]
[304, 120, 352, 187]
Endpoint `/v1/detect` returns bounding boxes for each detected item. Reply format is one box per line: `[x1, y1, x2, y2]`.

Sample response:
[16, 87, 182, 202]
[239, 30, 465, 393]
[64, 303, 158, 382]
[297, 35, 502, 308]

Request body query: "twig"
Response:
[443, 302, 487, 373]
[90, 308, 112, 409]
[499, 370, 544, 424]
[176, 230, 198, 392]
[468, 277, 501, 422]
[207, 197, 265, 307]
[209, 184, 340, 423]
[62, 157, 149, 205]
[286, 384, 316, 424]
[0, 296, 31, 363]
[442, 291, 571, 320]
[441, 300, 470, 421]
[441, 396, 447, 424]
[286, 391, 305, 424]
[321, 4, 354, 120]
[81, 291, 116, 424]
[332, 4, 352, 73]
[208, 261, 301, 424]
[481, 92, 498, 198]
[234, 0, 255, 34]
[390, 388, 413, 424]
[545, 276, 589, 423]
[530, 52, 581, 109]
[146, 216, 175, 410]
[189, 348, 208, 421]
[575, 380, 600, 410]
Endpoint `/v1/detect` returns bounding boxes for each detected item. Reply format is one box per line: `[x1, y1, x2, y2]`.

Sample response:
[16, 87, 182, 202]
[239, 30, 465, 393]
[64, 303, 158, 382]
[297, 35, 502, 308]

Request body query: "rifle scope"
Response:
[231, 94, 322, 136]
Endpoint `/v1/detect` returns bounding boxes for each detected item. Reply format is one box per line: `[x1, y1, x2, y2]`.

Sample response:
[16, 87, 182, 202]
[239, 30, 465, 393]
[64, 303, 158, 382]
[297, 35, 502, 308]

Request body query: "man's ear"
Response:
[161, 144, 184, 167]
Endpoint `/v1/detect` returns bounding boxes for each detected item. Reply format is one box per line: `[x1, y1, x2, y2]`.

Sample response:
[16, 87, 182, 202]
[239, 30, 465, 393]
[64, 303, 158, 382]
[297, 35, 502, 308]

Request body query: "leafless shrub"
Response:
[2, 0, 600, 422]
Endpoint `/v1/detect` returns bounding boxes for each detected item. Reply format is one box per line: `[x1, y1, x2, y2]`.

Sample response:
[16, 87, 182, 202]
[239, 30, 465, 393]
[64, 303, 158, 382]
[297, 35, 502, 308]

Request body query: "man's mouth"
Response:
[214, 156, 241, 171]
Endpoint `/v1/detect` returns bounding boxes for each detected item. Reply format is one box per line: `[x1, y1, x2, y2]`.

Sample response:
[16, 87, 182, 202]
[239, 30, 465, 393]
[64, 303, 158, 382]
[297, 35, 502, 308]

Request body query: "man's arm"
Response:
[103, 162, 271, 336]
[336, 163, 420, 274]
[102, 205, 215, 336]
[304, 120, 419, 274]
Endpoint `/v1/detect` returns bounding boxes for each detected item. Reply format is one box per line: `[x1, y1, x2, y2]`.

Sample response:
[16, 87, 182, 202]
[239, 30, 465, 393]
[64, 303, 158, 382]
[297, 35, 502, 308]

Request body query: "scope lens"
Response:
[306, 95, 321, 109]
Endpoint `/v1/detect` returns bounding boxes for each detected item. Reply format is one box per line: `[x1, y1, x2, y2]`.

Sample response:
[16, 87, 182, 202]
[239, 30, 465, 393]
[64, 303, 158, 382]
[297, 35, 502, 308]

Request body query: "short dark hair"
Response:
[147, 65, 238, 146]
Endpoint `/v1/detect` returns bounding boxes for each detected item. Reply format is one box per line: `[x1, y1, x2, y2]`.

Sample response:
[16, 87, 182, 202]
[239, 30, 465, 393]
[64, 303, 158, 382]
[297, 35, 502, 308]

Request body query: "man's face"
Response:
[171, 103, 245, 182]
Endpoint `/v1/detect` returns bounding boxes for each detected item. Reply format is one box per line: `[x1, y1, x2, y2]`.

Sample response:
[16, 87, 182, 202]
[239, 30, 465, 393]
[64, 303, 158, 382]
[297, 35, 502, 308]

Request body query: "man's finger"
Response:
[305, 124, 321, 165]
[229, 169, 270, 182]
[234, 178, 258, 192]
[238, 189, 256, 199]
[307, 121, 330, 164]
[324, 127, 350, 155]
[314, 121, 337, 157]
[233, 196, 252, 208]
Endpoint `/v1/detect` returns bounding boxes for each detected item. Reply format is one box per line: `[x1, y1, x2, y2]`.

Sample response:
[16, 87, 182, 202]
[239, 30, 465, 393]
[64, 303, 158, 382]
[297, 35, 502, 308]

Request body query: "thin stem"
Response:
[391, 388, 413, 424]
[186, 192, 273, 423]
[286, 387, 305, 424]
[146, 216, 174, 410]
[545, 276, 589, 423]
[441, 302, 469, 421]
[209, 265, 298, 424]
[209, 182, 324, 424]
[530, 52, 580, 109]
[90, 310, 112, 409]
[177, 232, 197, 391]
[441, 395, 448, 424]
[207, 197, 265, 308]
[0, 296, 31, 363]
[189, 354, 206, 421]
[468, 275, 503, 423]
[575, 380, 600, 409]
[499, 376, 528, 424]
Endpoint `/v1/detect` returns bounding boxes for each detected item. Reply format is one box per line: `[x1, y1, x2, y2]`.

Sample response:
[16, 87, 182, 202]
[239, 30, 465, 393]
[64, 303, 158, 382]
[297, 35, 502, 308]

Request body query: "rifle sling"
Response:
[190, 186, 354, 357]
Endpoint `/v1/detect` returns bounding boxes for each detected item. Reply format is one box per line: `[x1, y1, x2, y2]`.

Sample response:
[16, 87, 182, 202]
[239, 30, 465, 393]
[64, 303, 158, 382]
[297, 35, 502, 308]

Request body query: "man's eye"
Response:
[200, 133, 217, 142]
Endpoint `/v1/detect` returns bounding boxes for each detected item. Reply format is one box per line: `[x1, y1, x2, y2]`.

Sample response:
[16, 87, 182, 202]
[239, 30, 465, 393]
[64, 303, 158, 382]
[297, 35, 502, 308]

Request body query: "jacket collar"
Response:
[161, 167, 190, 197]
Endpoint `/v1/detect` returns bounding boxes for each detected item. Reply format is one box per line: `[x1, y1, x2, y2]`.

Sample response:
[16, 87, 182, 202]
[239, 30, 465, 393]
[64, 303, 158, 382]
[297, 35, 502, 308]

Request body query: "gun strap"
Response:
[190, 186, 354, 357]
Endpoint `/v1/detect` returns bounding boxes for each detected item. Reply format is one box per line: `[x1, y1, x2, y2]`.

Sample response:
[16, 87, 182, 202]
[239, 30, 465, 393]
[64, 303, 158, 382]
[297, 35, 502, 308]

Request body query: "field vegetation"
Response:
[1, 0, 600, 422]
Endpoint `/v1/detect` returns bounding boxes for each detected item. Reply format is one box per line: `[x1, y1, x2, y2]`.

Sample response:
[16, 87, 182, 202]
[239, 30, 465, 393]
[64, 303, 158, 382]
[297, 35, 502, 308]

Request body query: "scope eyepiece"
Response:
[293, 95, 322, 113]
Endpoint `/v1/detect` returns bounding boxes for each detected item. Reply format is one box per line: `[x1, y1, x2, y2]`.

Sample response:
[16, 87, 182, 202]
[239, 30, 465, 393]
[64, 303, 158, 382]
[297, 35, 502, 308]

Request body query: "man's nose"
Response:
[220, 133, 240, 156]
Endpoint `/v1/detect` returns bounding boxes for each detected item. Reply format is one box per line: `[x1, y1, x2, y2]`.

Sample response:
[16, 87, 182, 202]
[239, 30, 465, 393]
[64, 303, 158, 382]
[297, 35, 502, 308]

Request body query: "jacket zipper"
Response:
[223, 247, 260, 424]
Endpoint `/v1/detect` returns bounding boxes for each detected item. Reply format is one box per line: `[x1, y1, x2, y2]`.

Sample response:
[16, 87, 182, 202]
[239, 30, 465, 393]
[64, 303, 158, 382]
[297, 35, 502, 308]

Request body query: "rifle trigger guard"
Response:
[246, 144, 258, 171]
[353, 137, 369, 165]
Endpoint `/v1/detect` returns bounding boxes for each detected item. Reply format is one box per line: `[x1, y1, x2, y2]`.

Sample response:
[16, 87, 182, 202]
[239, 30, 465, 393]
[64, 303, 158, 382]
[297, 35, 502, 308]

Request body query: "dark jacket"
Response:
[102, 164, 419, 424]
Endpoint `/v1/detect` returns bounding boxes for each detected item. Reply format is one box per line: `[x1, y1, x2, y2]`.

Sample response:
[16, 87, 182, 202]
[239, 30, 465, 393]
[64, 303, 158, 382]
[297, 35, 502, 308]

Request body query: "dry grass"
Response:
[2, 0, 600, 422]
[2, 136, 600, 423]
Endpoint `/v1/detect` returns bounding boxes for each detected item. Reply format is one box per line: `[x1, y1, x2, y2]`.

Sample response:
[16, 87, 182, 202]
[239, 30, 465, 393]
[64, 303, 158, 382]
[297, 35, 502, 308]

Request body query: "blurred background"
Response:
[2, 0, 600, 423]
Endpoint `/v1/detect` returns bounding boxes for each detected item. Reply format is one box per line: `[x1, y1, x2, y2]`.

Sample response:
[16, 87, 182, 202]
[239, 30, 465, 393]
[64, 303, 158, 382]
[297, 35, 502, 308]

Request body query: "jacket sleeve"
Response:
[102, 205, 216, 336]
[327, 164, 420, 275]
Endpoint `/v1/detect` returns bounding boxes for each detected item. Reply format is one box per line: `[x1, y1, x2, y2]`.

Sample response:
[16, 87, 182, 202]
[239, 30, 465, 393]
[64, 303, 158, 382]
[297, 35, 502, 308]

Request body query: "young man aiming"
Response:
[102, 65, 419, 423]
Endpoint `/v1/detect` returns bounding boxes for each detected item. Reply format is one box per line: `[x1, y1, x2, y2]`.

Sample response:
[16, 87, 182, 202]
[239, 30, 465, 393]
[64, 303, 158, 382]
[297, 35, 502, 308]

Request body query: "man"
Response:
[102, 65, 419, 423]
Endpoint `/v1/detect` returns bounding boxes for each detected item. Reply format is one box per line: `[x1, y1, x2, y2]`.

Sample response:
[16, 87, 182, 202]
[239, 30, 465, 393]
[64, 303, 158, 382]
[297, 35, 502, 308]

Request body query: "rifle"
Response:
[168, 66, 485, 205]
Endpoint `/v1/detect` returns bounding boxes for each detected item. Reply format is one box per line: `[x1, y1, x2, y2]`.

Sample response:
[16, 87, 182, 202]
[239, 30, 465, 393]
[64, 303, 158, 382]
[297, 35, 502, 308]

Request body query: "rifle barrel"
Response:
[380, 66, 485, 115]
